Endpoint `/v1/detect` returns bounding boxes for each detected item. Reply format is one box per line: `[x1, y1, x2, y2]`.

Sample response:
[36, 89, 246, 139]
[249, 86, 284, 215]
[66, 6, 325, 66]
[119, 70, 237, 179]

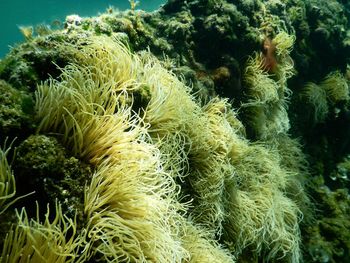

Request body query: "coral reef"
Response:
[0, 0, 349, 262]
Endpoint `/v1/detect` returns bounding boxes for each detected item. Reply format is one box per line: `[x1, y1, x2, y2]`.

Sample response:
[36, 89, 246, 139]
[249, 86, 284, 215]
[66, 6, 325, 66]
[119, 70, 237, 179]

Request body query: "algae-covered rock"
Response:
[0, 30, 93, 91]
[304, 177, 350, 263]
[13, 135, 92, 224]
[0, 80, 34, 139]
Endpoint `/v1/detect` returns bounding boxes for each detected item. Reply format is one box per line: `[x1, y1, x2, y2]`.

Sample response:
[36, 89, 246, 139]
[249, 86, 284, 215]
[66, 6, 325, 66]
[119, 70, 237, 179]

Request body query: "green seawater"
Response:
[0, 0, 165, 58]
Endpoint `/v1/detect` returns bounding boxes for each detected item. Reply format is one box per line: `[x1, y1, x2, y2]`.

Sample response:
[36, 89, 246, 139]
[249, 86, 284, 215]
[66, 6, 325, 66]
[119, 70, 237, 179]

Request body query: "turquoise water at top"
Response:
[0, 0, 165, 58]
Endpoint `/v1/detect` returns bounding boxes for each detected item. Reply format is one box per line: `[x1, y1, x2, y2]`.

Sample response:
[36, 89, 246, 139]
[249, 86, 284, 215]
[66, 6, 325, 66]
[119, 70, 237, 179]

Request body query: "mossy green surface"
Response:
[13, 135, 92, 225]
[303, 176, 350, 262]
[0, 80, 34, 139]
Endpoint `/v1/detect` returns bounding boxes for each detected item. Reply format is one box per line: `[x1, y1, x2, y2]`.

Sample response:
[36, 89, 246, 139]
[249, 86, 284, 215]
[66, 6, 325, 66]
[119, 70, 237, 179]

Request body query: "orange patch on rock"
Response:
[261, 37, 278, 73]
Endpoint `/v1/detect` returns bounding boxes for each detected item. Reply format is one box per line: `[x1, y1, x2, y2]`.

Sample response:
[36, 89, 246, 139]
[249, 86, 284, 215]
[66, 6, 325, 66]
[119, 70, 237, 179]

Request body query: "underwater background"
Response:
[0, 0, 165, 57]
[0, 0, 349, 262]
